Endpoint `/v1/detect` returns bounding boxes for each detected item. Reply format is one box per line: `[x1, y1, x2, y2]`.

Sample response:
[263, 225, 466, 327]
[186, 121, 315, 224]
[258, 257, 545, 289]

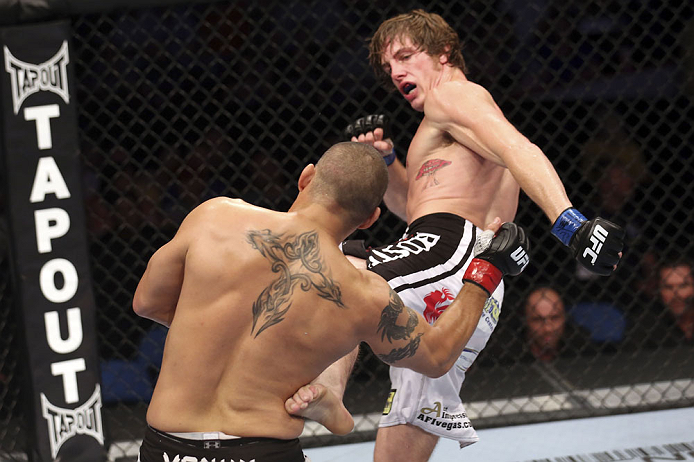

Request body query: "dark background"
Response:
[1, 0, 693, 459]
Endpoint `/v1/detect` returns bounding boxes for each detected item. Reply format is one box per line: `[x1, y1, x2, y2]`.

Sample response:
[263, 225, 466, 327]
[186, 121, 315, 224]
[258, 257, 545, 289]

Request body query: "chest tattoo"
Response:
[415, 159, 452, 187]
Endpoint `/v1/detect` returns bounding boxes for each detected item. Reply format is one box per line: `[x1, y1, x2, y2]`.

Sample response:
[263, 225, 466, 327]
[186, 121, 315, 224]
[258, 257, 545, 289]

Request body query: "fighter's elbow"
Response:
[132, 292, 146, 317]
[425, 358, 454, 379]
[417, 351, 455, 378]
[132, 286, 154, 318]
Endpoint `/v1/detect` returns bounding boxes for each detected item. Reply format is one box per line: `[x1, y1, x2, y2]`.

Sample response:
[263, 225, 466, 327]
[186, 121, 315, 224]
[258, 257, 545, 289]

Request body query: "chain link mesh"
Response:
[1, 0, 693, 459]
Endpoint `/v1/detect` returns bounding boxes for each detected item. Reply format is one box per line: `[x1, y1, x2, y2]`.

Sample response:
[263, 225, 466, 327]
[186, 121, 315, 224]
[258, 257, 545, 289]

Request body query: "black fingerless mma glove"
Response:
[463, 222, 530, 296]
[343, 114, 396, 166]
[551, 208, 625, 276]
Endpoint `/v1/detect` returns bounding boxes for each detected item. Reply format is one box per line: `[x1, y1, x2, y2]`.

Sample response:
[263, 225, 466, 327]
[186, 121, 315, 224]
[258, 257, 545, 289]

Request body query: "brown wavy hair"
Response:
[368, 9, 467, 87]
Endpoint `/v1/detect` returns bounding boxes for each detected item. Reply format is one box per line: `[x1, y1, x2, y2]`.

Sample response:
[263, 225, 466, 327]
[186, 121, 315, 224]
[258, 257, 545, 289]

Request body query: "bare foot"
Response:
[285, 384, 354, 435]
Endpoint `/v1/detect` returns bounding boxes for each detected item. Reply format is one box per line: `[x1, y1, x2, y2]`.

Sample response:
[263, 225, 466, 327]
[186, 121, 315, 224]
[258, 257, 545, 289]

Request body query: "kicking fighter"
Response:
[340, 10, 624, 461]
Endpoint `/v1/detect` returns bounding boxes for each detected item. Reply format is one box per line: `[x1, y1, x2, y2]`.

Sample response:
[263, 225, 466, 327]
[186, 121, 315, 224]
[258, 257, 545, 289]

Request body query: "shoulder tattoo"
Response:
[376, 288, 422, 363]
[247, 229, 344, 337]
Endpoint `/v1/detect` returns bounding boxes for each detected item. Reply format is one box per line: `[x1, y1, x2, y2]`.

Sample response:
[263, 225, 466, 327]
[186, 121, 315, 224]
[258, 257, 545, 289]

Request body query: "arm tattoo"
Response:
[376, 289, 422, 363]
[377, 289, 418, 342]
[415, 159, 452, 186]
[378, 333, 423, 364]
[247, 229, 344, 337]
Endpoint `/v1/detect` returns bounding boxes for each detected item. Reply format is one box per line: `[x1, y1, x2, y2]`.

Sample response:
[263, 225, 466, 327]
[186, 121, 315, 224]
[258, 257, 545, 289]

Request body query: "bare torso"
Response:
[405, 107, 520, 228]
[145, 199, 377, 439]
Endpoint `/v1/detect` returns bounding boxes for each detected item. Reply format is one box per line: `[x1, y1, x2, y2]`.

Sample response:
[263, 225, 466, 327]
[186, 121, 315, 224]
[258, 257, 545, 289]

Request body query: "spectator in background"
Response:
[627, 258, 694, 350]
[658, 260, 694, 343]
[524, 286, 569, 362]
[523, 286, 600, 362]
[481, 286, 598, 365]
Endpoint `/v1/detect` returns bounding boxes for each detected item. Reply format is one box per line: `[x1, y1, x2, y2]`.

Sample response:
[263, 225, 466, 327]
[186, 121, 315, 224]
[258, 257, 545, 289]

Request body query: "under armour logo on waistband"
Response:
[203, 440, 221, 449]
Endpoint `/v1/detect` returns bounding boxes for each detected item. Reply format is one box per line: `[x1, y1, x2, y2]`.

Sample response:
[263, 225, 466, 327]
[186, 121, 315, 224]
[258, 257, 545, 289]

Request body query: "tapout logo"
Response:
[4, 40, 69, 114]
[41, 385, 103, 458]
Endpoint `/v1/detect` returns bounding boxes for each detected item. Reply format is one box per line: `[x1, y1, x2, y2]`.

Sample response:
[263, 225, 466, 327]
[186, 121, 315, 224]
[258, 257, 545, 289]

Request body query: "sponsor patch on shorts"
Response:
[415, 401, 474, 432]
[383, 389, 396, 415]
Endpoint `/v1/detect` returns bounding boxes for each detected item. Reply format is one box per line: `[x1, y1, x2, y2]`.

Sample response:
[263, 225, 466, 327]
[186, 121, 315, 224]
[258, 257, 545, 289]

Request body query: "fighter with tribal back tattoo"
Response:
[132, 141, 530, 462]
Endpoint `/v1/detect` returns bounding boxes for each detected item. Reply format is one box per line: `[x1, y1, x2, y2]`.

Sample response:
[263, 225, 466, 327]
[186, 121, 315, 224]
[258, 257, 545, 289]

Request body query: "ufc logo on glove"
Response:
[510, 246, 529, 271]
[582, 224, 609, 265]
[551, 208, 625, 276]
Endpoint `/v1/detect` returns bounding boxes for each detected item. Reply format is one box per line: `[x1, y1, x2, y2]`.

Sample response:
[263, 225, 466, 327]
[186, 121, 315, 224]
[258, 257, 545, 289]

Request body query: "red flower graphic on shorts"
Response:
[423, 288, 455, 323]
[415, 159, 452, 184]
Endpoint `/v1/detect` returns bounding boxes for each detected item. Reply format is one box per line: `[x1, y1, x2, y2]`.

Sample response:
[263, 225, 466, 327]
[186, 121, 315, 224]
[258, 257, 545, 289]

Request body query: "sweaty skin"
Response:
[134, 193, 493, 440]
[356, 36, 573, 229]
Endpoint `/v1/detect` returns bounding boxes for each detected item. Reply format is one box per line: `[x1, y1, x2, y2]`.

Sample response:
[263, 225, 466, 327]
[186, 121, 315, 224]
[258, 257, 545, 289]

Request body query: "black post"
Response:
[0, 20, 106, 461]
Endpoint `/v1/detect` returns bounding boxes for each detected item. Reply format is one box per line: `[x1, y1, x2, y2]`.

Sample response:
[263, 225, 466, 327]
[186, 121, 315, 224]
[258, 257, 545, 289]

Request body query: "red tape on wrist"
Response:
[463, 259, 503, 296]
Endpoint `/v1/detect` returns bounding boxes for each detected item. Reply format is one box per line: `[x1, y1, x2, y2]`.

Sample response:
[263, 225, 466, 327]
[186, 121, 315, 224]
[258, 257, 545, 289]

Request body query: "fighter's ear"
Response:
[439, 45, 451, 64]
[357, 207, 381, 230]
[298, 164, 316, 192]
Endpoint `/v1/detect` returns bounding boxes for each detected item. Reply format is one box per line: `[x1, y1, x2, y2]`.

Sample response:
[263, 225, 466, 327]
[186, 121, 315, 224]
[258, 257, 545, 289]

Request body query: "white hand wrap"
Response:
[473, 230, 495, 257]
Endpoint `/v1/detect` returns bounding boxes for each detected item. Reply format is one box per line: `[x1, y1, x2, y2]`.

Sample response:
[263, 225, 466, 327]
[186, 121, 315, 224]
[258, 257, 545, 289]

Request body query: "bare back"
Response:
[145, 198, 382, 439]
[405, 80, 520, 228]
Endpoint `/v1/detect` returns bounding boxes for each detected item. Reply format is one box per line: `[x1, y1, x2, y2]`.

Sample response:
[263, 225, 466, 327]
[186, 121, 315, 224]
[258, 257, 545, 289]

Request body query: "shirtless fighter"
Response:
[133, 141, 530, 461]
[338, 10, 625, 462]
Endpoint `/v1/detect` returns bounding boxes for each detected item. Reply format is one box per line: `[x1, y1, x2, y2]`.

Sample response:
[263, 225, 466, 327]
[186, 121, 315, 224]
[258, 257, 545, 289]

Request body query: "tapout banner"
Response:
[0, 20, 105, 461]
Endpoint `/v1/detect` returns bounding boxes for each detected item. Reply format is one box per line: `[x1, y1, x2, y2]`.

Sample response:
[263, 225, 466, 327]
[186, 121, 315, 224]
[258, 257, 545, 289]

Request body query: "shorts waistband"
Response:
[168, 430, 241, 440]
[147, 425, 283, 449]
[406, 213, 469, 233]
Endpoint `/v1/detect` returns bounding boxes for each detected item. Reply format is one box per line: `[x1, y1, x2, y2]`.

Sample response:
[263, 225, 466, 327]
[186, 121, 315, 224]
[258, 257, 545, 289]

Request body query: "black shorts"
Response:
[367, 213, 473, 289]
[138, 426, 307, 462]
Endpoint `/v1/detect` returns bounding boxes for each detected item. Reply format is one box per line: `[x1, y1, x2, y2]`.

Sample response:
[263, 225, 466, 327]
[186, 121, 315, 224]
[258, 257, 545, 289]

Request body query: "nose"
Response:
[390, 61, 406, 80]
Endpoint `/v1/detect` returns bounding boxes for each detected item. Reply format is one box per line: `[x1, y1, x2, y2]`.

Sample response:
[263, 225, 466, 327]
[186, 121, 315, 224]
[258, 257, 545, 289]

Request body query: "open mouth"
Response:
[403, 83, 416, 95]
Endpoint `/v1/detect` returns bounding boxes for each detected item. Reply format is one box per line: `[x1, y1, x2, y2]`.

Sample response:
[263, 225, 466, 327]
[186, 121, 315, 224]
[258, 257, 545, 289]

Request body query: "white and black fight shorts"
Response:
[138, 426, 310, 462]
[356, 213, 505, 446]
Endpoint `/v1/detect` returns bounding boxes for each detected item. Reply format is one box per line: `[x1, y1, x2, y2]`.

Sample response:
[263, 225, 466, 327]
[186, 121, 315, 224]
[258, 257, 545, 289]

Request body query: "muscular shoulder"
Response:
[433, 80, 492, 101]
[185, 197, 256, 224]
[349, 269, 394, 320]
[176, 197, 260, 240]
[426, 81, 494, 120]
[192, 197, 254, 216]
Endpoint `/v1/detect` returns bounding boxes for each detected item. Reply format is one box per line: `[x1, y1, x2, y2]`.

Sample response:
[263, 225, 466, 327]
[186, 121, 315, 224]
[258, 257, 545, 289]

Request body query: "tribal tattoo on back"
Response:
[376, 288, 423, 364]
[247, 229, 344, 337]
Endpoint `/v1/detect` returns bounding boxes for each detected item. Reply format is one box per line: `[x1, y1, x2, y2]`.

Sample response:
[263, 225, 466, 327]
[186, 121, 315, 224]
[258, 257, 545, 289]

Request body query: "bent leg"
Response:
[374, 424, 439, 462]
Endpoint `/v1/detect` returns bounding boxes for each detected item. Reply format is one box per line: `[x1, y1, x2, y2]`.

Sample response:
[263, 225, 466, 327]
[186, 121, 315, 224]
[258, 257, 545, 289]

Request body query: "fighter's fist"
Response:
[344, 114, 396, 165]
[551, 208, 624, 276]
[463, 222, 530, 296]
[344, 114, 391, 140]
[569, 217, 624, 276]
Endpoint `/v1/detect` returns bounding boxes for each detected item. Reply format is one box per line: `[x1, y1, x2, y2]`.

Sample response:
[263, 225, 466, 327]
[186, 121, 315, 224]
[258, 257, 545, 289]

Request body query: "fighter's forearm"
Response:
[383, 159, 409, 221]
[502, 143, 572, 223]
[418, 283, 488, 375]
